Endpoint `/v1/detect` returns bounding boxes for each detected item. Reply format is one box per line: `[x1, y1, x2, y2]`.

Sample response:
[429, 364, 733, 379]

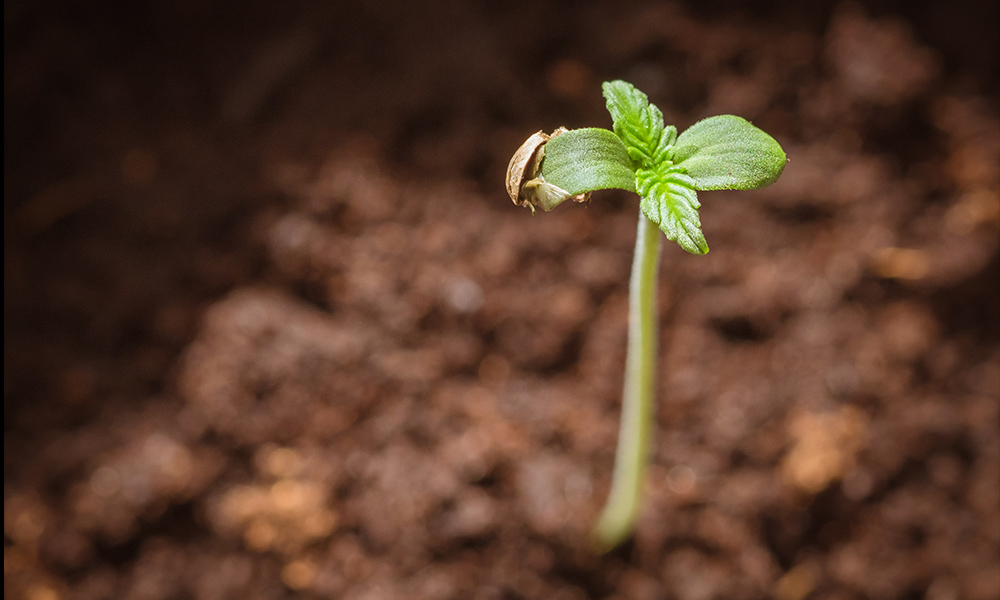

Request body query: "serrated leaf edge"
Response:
[635, 165, 707, 255]
[603, 81, 675, 171]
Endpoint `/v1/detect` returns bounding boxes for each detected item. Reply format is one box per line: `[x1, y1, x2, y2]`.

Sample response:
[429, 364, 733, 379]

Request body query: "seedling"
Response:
[506, 80, 786, 551]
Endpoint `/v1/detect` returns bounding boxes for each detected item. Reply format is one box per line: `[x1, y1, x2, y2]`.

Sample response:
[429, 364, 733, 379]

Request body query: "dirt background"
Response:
[5, 1, 999, 599]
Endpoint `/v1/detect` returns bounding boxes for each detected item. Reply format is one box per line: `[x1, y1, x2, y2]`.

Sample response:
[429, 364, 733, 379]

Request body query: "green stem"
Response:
[591, 208, 661, 551]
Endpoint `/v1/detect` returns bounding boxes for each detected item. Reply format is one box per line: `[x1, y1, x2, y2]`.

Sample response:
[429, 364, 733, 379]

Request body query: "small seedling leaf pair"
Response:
[601, 80, 787, 254]
[507, 80, 787, 255]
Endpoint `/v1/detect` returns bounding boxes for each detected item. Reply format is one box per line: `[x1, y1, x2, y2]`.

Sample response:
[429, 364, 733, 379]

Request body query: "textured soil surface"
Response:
[5, 2, 999, 599]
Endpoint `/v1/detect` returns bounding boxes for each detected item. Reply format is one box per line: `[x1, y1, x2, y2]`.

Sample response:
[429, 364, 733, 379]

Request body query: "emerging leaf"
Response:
[635, 164, 708, 255]
[602, 80, 676, 169]
[673, 115, 787, 190]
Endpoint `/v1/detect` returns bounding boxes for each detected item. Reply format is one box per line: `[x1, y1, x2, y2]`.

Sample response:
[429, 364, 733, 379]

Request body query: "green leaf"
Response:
[603, 80, 707, 254]
[602, 80, 676, 169]
[540, 128, 636, 196]
[673, 115, 787, 190]
[635, 164, 708, 255]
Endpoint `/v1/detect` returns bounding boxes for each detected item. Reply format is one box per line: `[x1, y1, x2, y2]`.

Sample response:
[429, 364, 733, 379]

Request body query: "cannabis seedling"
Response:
[506, 80, 786, 551]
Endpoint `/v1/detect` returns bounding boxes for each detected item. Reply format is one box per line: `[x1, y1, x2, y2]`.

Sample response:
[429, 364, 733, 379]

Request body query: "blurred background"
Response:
[5, 1, 999, 599]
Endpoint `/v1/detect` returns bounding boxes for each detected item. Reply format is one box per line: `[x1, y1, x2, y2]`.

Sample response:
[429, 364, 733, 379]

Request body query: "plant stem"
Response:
[591, 208, 662, 551]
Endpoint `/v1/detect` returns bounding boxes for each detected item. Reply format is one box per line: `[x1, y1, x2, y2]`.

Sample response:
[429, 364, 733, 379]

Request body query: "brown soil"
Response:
[5, 2, 999, 599]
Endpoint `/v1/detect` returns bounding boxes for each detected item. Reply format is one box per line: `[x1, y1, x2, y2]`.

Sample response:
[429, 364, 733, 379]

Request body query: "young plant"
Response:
[506, 80, 786, 551]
